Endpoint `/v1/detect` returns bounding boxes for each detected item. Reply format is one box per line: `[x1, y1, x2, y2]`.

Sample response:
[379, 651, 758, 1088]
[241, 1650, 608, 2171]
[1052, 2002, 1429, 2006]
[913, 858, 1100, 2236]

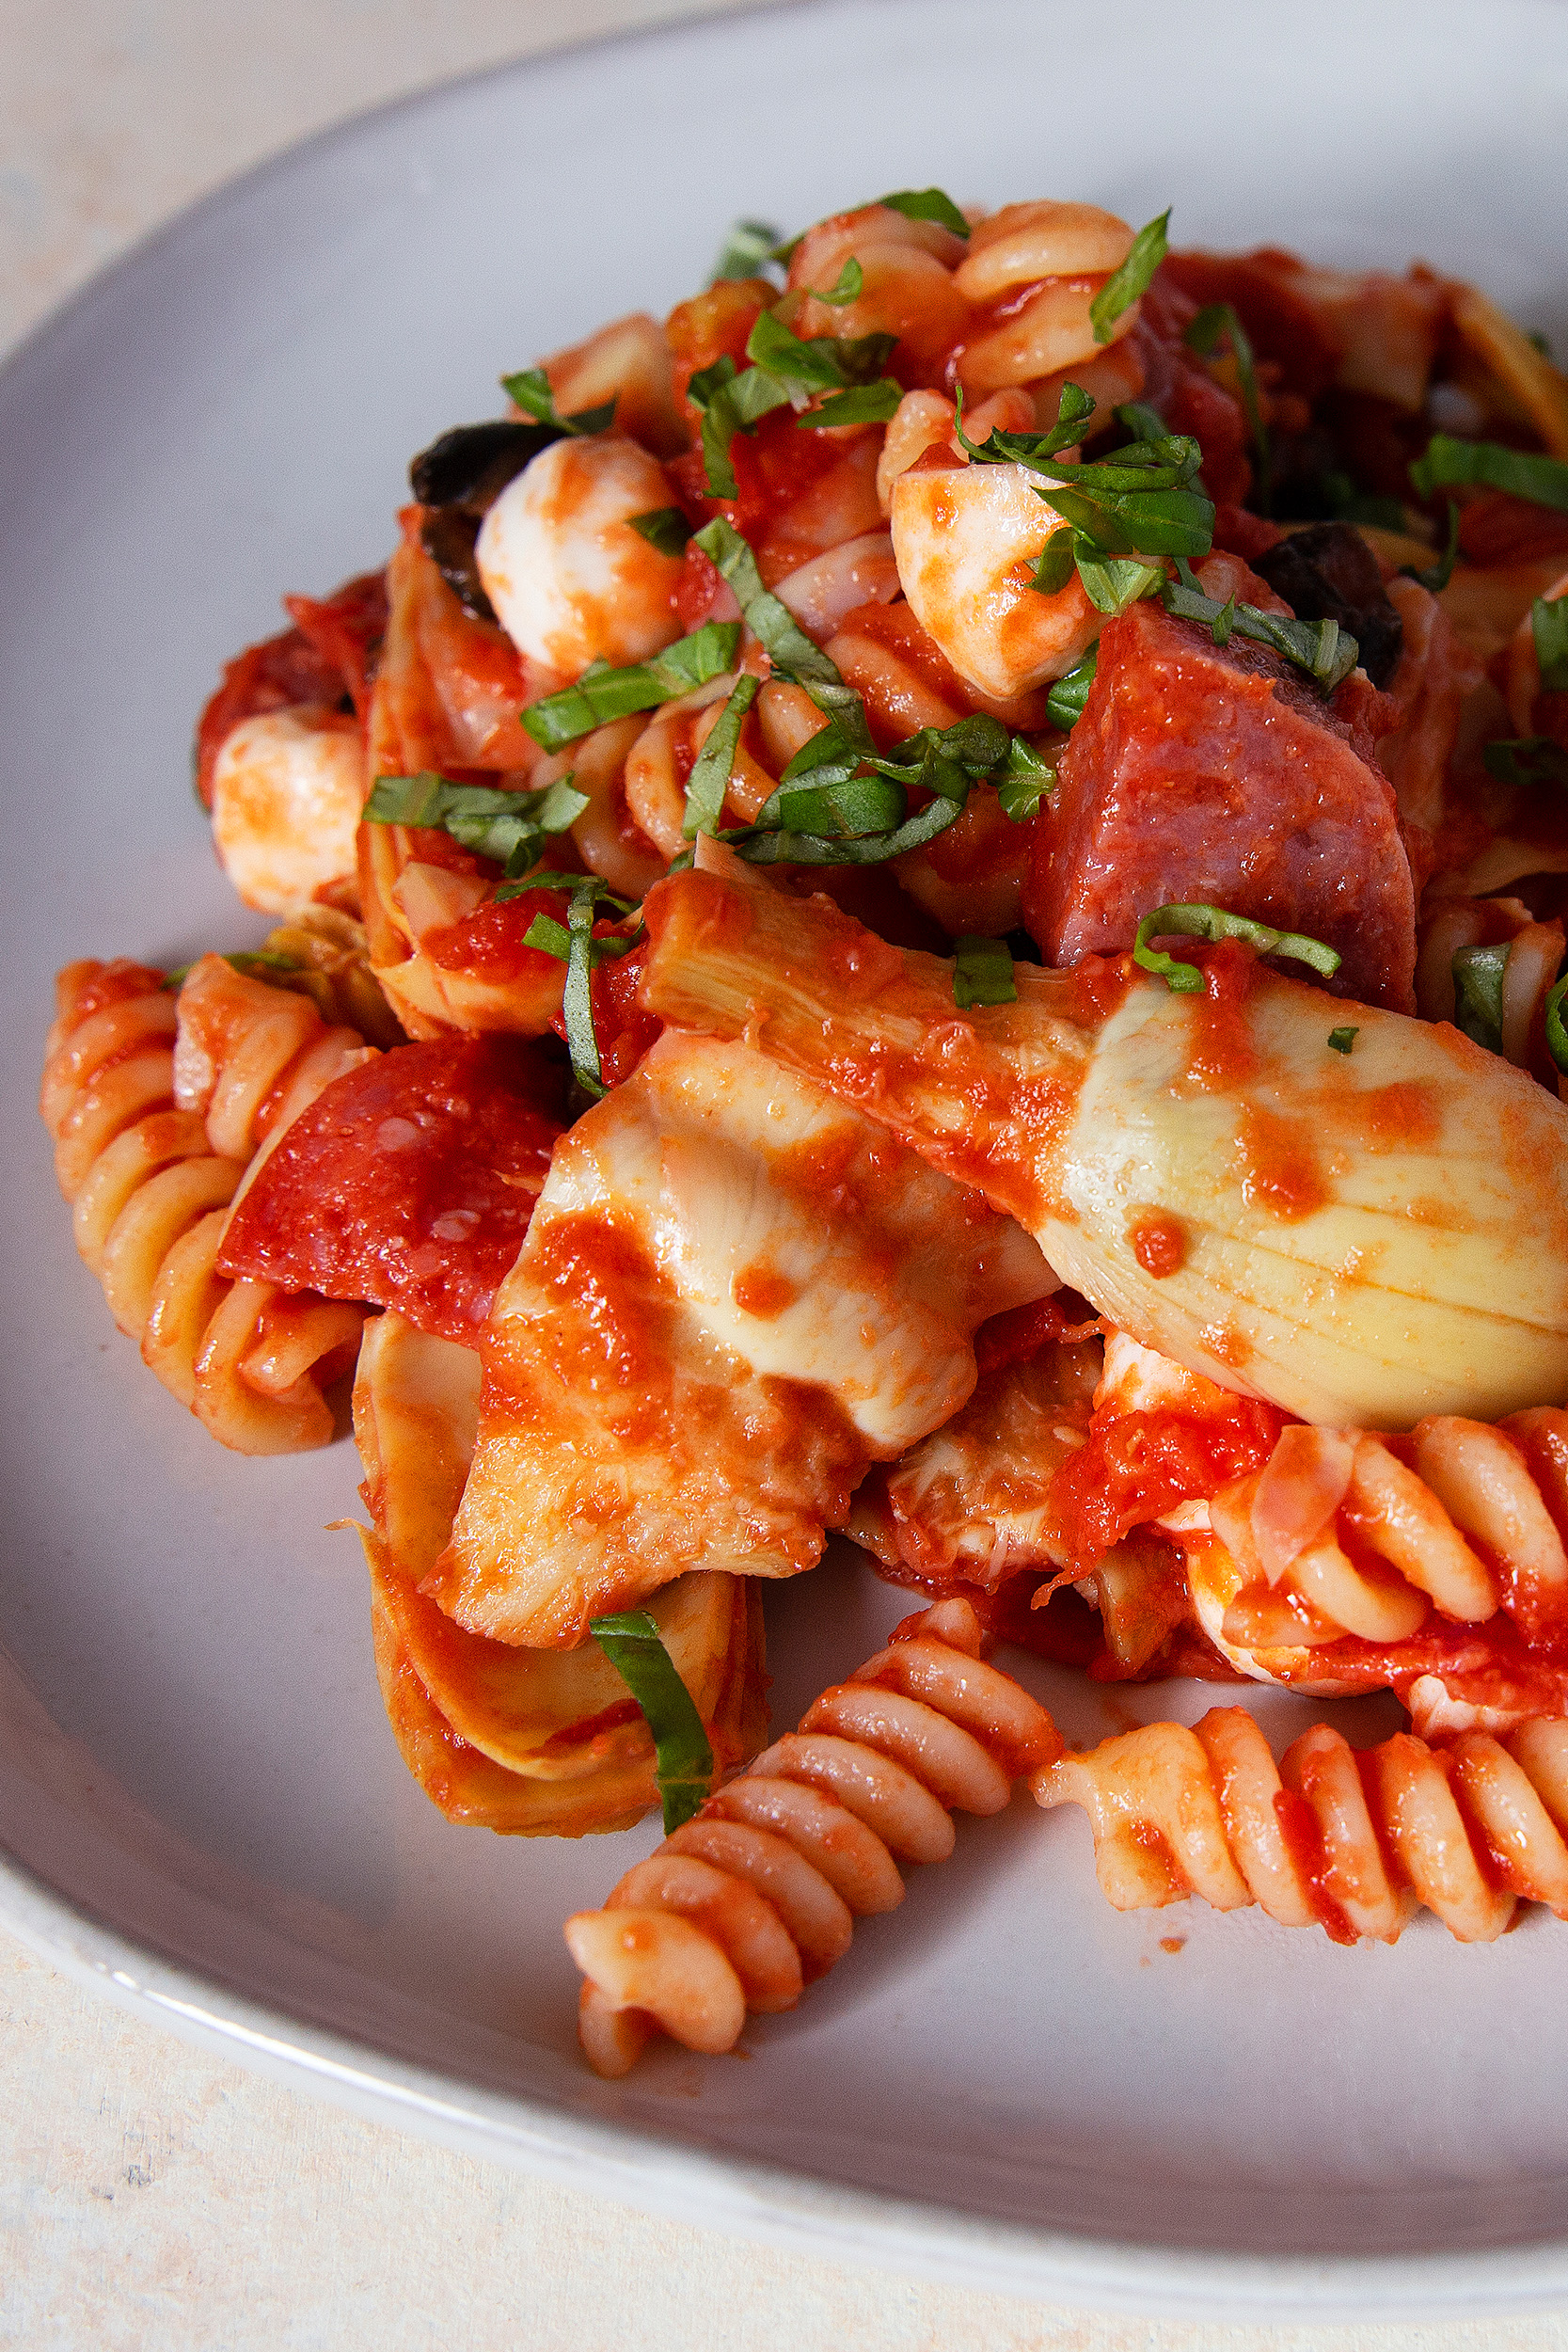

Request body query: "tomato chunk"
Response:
[219, 1037, 563, 1342]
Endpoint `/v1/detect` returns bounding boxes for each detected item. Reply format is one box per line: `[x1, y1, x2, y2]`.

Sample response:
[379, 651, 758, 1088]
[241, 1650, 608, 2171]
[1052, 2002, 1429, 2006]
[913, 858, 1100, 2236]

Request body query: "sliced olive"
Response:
[1253, 521, 1404, 689]
[409, 419, 558, 511]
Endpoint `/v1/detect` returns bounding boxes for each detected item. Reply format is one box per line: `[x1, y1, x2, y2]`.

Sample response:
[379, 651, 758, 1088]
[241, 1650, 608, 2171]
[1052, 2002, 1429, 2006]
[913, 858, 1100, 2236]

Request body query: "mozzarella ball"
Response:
[476, 434, 685, 673]
[210, 705, 364, 914]
[891, 461, 1098, 699]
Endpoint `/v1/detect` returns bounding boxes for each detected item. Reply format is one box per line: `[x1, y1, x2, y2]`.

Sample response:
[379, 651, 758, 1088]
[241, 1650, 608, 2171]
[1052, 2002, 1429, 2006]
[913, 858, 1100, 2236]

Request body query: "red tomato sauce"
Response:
[218, 1036, 563, 1342]
[1051, 1397, 1287, 1579]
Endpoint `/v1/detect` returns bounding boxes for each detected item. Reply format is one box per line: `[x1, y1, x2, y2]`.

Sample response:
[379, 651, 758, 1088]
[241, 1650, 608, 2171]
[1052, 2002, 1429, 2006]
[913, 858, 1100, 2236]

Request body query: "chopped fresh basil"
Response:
[710, 218, 784, 285]
[163, 948, 302, 991]
[520, 878, 641, 1096]
[1401, 501, 1462, 593]
[811, 257, 863, 306]
[1089, 209, 1170, 345]
[1451, 941, 1511, 1055]
[1032, 436, 1215, 560]
[804, 380, 905, 427]
[1483, 735, 1568, 787]
[590, 1608, 715, 1834]
[521, 621, 742, 751]
[687, 355, 792, 500]
[363, 770, 589, 876]
[997, 739, 1056, 820]
[879, 187, 970, 237]
[1327, 1025, 1359, 1055]
[1163, 560, 1360, 692]
[1185, 301, 1270, 510]
[773, 774, 907, 836]
[1410, 436, 1568, 516]
[628, 506, 694, 558]
[745, 309, 897, 391]
[1115, 399, 1171, 448]
[1133, 902, 1342, 994]
[955, 378, 1097, 469]
[692, 517, 840, 683]
[953, 934, 1018, 1009]
[1532, 596, 1568, 692]
[500, 366, 616, 437]
[1545, 973, 1568, 1074]
[1076, 550, 1167, 617]
[1045, 646, 1099, 730]
[682, 673, 759, 838]
[727, 789, 964, 867]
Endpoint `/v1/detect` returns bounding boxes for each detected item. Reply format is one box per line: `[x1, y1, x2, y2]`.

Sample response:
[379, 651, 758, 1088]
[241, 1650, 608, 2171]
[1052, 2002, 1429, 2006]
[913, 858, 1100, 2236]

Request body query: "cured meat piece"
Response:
[218, 1036, 562, 1343]
[1023, 596, 1417, 1011]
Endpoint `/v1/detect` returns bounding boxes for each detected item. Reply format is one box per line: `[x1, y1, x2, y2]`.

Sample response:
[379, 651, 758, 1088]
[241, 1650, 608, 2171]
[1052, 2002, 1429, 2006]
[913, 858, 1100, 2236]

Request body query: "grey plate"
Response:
[5, 0, 1568, 2317]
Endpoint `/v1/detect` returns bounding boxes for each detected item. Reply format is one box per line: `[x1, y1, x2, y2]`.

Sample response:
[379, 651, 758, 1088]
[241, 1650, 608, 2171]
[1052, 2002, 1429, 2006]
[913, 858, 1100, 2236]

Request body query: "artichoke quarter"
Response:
[641, 860, 1568, 1431]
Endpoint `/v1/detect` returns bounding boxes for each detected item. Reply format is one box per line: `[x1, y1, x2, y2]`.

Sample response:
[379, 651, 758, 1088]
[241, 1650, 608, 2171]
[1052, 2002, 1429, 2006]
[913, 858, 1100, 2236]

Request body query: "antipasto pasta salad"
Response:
[42, 189, 1568, 2075]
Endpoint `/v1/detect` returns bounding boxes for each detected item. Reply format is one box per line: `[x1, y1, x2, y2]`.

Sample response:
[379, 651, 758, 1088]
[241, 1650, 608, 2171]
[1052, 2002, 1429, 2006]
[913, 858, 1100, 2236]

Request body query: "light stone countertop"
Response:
[4, 7, 1567, 2346]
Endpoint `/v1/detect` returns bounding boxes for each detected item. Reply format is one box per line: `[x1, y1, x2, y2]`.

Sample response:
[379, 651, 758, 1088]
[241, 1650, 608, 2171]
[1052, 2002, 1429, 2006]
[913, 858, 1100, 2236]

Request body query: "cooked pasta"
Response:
[43, 180, 1568, 2069]
[41, 955, 369, 1450]
[1036, 1707, 1568, 1946]
[564, 1597, 1060, 2074]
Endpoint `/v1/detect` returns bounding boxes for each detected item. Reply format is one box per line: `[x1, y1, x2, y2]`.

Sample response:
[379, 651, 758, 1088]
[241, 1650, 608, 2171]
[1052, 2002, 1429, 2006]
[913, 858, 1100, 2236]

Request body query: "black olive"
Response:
[1253, 521, 1404, 689]
[419, 507, 499, 626]
[408, 419, 559, 511]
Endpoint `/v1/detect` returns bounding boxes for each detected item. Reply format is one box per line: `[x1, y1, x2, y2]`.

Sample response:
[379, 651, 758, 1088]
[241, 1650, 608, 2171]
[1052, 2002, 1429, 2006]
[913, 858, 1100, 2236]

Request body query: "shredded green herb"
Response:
[1545, 973, 1568, 1075]
[1163, 560, 1360, 692]
[1532, 596, 1568, 691]
[589, 1609, 715, 1833]
[1327, 1025, 1359, 1055]
[952, 934, 1018, 1009]
[519, 877, 641, 1097]
[1045, 646, 1099, 731]
[879, 187, 970, 237]
[1090, 210, 1169, 345]
[1410, 436, 1568, 516]
[691, 517, 839, 681]
[163, 948, 302, 991]
[709, 218, 784, 285]
[1184, 302, 1270, 510]
[1482, 736, 1568, 787]
[521, 622, 742, 752]
[810, 257, 863, 306]
[1451, 941, 1511, 1055]
[683, 673, 760, 838]
[628, 506, 694, 558]
[500, 366, 616, 437]
[1401, 501, 1462, 592]
[363, 771, 589, 876]
[1133, 903, 1342, 994]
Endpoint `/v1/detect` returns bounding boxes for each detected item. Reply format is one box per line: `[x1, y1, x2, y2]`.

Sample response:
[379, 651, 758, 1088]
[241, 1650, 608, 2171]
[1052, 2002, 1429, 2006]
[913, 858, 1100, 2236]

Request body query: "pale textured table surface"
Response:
[3, 6, 1567, 2346]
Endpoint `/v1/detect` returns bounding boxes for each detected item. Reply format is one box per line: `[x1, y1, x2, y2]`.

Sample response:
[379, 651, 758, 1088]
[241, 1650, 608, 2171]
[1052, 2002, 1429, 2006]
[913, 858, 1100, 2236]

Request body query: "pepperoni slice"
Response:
[218, 1037, 563, 1342]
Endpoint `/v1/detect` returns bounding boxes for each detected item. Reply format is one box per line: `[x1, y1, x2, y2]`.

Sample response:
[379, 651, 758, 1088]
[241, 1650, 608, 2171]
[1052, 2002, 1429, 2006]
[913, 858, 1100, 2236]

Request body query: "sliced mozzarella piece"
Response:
[476, 434, 684, 673]
[210, 704, 364, 914]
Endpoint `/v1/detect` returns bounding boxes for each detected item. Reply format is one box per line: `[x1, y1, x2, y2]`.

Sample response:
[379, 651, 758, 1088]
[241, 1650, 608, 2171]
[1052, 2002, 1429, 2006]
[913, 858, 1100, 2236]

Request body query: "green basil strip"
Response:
[997, 739, 1056, 821]
[589, 1609, 715, 1834]
[1545, 973, 1568, 1075]
[953, 934, 1018, 1009]
[812, 258, 863, 305]
[688, 358, 793, 501]
[1163, 565, 1360, 692]
[1089, 209, 1170, 345]
[710, 218, 784, 285]
[1410, 436, 1568, 516]
[364, 770, 589, 871]
[1045, 647, 1099, 730]
[1451, 941, 1511, 1055]
[1327, 1025, 1359, 1055]
[728, 790, 963, 867]
[164, 948, 302, 991]
[879, 187, 970, 238]
[499, 868, 641, 918]
[1133, 902, 1342, 994]
[745, 309, 897, 391]
[1075, 548, 1166, 616]
[803, 381, 904, 428]
[683, 673, 760, 838]
[1482, 736, 1568, 787]
[772, 774, 906, 837]
[1533, 596, 1568, 691]
[520, 882, 621, 1097]
[500, 367, 616, 437]
[692, 517, 842, 685]
[1185, 301, 1270, 510]
[521, 621, 742, 751]
[1401, 501, 1462, 593]
[956, 379, 1097, 469]
[628, 506, 694, 558]
[1115, 399, 1171, 447]
[1031, 529, 1079, 597]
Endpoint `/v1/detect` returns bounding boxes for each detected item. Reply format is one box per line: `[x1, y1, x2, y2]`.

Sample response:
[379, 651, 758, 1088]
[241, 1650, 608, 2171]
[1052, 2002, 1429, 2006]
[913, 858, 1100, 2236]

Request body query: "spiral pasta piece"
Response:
[564, 1597, 1062, 2075]
[1199, 1410, 1568, 1663]
[41, 955, 372, 1451]
[1034, 1707, 1568, 1946]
